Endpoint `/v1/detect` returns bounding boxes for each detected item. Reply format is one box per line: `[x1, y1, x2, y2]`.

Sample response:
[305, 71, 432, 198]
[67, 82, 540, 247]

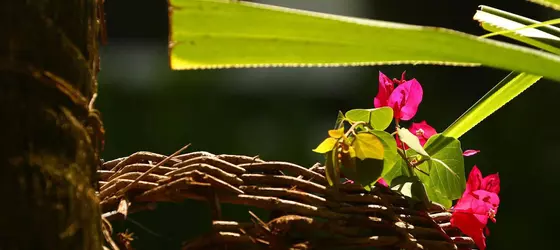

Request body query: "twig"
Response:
[115, 144, 191, 197]
[101, 216, 120, 250]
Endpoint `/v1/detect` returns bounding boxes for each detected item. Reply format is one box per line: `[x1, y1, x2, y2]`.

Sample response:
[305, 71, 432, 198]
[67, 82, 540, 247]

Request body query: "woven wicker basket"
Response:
[98, 151, 475, 250]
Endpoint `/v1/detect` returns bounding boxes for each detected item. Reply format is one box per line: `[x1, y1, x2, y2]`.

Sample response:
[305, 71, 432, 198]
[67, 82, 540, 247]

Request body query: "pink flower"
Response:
[388, 79, 423, 122]
[396, 121, 436, 149]
[451, 166, 500, 250]
[377, 178, 388, 187]
[374, 71, 423, 122]
[374, 72, 395, 108]
[463, 149, 481, 157]
[392, 71, 408, 85]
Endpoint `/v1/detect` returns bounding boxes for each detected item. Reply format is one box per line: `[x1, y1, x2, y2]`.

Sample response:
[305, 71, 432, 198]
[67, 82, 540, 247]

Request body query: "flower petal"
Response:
[377, 178, 388, 187]
[473, 190, 500, 209]
[463, 149, 481, 157]
[466, 165, 483, 194]
[388, 79, 423, 121]
[482, 173, 500, 194]
[409, 120, 437, 146]
[374, 71, 394, 108]
[400, 71, 407, 83]
[451, 212, 487, 250]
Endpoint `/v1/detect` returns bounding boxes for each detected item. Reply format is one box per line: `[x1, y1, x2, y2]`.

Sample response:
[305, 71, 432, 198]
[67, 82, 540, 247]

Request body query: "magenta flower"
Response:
[388, 79, 423, 122]
[396, 121, 436, 149]
[451, 166, 500, 250]
[374, 71, 423, 122]
[377, 178, 388, 187]
[374, 71, 395, 108]
[409, 121, 437, 146]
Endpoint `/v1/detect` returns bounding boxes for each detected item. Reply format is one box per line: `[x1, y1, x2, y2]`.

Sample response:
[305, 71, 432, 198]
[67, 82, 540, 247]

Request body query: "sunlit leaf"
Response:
[169, 0, 560, 82]
[424, 134, 458, 161]
[382, 156, 410, 185]
[345, 107, 393, 130]
[369, 107, 393, 130]
[442, 72, 541, 139]
[328, 127, 345, 138]
[390, 175, 416, 198]
[313, 137, 338, 153]
[334, 111, 345, 129]
[325, 150, 340, 188]
[424, 184, 452, 208]
[352, 133, 384, 160]
[480, 18, 560, 40]
[527, 0, 560, 11]
[390, 175, 429, 207]
[476, 6, 560, 40]
[481, 23, 560, 55]
[345, 109, 373, 124]
[432, 158, 458, 176]
[416, 135, 466, 207]
[371, 130, 398, 176]
[474, 6, 560, 54]
[397, 128, 429, 157]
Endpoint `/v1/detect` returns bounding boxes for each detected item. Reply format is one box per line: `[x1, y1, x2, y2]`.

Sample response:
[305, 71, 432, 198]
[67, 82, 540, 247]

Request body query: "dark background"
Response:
[98, 1, 560, 249]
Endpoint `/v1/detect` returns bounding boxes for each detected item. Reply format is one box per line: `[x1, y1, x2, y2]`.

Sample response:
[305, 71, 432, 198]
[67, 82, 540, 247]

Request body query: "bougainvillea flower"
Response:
[374, 71, 423, 122]
[396, 121, 436, 149]
[374, 71, 395, 108]
[392, 71, 407, 85]
[409, 121, 436, 146]
[451, 166, 500, 250]
[463, 149, 481, 157]
[377, 178, 388, 187]
[388, 79, 423, 122]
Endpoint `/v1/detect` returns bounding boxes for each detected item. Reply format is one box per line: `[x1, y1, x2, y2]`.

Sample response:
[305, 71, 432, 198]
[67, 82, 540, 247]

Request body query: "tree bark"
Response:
[0, 0, 104, 249]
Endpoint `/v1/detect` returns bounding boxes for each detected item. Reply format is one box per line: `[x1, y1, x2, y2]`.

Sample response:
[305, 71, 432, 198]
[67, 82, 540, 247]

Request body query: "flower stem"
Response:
[397, 149, 416, 177]
[344, 121, 366, 138]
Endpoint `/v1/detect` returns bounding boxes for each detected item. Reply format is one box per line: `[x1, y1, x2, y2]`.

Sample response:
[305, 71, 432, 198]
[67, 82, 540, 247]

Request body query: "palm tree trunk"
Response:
[0, 0, 103, 249]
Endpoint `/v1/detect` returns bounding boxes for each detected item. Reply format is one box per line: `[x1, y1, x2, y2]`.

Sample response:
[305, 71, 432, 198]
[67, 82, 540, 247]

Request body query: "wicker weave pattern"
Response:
[98, 151, 475, 250]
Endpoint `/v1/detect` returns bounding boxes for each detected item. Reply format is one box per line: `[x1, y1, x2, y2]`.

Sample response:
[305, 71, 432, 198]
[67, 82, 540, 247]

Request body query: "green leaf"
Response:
[328, 127, 345, 138]
[313, 137, 338, 154]
[390, 175, 416, 198]
[344, 109, 373, 125]
[324, 150, 340, 187]
[411, 179, 431, 209]
[371, 130, 398, 177]
[390, 175, 430, 208]
[169, 0, 560, 82]
[416, 135, 466, 207]
[424, 134, 458, 162]
[527, 0, 560, 11]
[396, 128, 429, 157]
[424, 184, 453, 208]
[334, 111, 345, 129]
[382, 157, 409, 185]
[480, 23, 560, 55]
[352, 132, 384, 160]
[442, 72, 541, 139]
[431, 158, 458, 177]
[477, 6, 560, 40]
[354, 158, 384, 191]
[474, 6, 560, 54]
[345, 107, 393, 130]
